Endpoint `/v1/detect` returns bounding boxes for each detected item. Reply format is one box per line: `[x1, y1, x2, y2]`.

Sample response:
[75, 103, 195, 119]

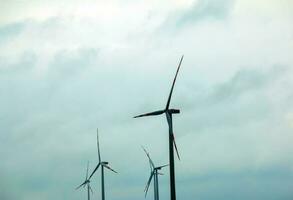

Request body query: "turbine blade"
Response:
[86, 161, 89, 180]
[97, 128, 101, 163]
[134, 110, 165, 118]
[89, 184, 93, 194]
[88, 163, 100, 180]
[166, 113, 180, 160]
[173, 134, 180, 160]
[103, 164, 118, 173]
[76, 181, 86, 190]
[166, 55, 184, 110]
[166, 112, 173, 134]
[158, 164, 169, 168]
[147, 158, 152, 171]
[141, 146, 155, 168]
[144, 171, 154, 197]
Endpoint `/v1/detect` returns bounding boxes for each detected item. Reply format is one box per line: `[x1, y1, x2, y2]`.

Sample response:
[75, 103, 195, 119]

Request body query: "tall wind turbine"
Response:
[142, 146, 168, 200]
[134, 55, 184, 200]
[76, 161, 93, 200]
[81, 128, 117, 200]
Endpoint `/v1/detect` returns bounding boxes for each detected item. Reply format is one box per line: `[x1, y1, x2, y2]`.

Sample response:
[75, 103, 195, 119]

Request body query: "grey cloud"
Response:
[0, 52, 36, 74]
[176, 0, 235, 26]
[47, 48, 99, 79]
[209, 66, 286, 104]
[0, 21, 27, 43]
[176, 66, 289, 134]
[160, 0, 235, 31]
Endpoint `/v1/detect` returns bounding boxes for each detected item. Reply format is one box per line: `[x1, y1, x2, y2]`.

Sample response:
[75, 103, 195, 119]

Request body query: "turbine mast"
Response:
[87, 183, 90, 200]
[154, 171, 156, 200]
[169, 129, 176, 200]
[101, 165, 105, 200]
[155, 170, 159, 200]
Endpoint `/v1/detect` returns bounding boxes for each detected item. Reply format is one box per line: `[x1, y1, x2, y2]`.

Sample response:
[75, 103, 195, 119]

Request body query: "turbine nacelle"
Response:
[155, 164, 169, 171]
[101, 161, 109, 165]
[168, 109, 180, 114]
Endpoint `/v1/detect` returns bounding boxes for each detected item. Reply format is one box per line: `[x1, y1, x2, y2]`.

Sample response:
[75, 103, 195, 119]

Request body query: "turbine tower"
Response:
[142, 146, 168, 200]
[76, 161, 93, 200]
[80, 128, 117, 200]
[134, 55, 184, 200]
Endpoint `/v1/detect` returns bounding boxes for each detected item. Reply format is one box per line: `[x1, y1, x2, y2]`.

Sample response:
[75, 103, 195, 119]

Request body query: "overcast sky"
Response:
[1, 0, 293, 200]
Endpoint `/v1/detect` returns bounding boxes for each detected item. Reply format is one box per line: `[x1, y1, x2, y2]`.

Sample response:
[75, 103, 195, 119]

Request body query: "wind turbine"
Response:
[134, 55, 184, 200]
[81, 128, 117, 200]
[76, 161, 93, 200]
[142, 146, 168, 200]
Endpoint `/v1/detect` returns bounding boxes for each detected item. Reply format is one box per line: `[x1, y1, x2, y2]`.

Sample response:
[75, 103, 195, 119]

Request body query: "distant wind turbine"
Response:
[80, 128, 117, 200]
[134, 55, 184, 200]
[76, 161, 93, 200]
[142, 146, 168, 200]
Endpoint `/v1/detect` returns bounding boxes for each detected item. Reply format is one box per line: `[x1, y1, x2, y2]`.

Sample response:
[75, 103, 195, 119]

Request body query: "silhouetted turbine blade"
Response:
[144, 171, 154, 197]
[104, 164, 118, 173]
[97, 128, 101, 163]
[173, 134, 180, 160]
[158, 164, 169, 169]
[86, 161, 89, 180]
[141, 146, 153, 170]
[89, 184, 93, 194]
[88, 163, 100, 180]
[76, 181, 86, 190]
[148, 158, 152, 171]
[166, 112, 181, 160]
[134, 110, 165, 118]
[166, 112, 173, 132]
[141, 146, 155, 169]
[166, 55, 184, 110]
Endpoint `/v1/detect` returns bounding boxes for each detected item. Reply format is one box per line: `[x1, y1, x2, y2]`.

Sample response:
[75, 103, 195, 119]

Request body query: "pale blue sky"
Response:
[0, 0, 293, 200]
